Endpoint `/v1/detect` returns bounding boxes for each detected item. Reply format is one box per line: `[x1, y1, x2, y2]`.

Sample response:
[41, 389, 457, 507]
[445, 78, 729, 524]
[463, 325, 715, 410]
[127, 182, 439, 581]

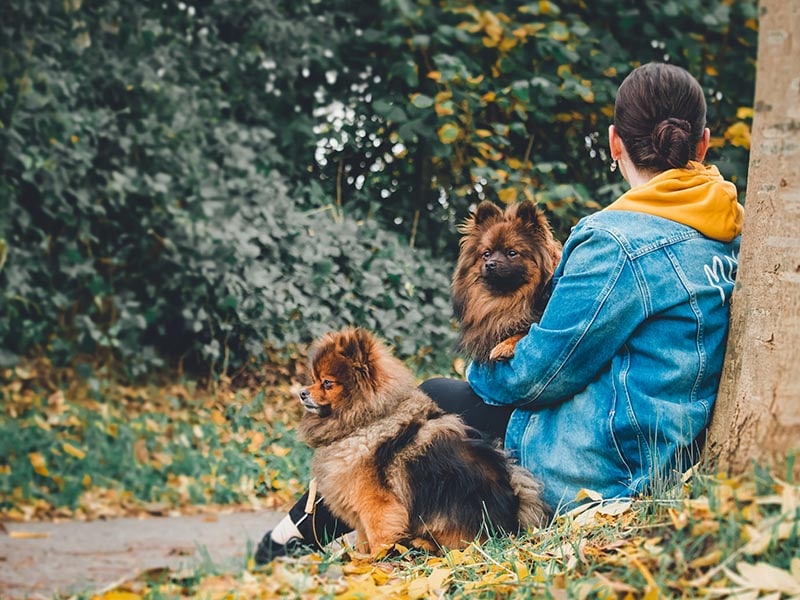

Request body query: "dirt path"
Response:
[0, 510, 282, 599]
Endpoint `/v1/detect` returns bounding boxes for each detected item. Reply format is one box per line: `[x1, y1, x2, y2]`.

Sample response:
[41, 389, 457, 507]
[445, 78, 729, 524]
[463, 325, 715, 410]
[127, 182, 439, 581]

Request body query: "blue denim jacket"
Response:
[467, 210, 740, 513]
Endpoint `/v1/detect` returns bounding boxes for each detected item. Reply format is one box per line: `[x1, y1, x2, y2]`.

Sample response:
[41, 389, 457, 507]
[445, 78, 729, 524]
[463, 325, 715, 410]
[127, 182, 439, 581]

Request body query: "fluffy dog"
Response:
[297, 328, 548, 556]
[452, 200, 562, 362]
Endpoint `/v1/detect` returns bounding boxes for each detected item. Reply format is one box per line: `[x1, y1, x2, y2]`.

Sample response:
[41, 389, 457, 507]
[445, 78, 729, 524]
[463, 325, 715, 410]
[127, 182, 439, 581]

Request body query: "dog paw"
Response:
[489, 339, 517, 361]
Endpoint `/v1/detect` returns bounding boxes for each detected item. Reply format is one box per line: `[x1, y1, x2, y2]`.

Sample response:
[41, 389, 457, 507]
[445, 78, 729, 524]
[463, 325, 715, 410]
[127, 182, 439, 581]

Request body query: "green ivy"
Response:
[0, 0, 757, 378]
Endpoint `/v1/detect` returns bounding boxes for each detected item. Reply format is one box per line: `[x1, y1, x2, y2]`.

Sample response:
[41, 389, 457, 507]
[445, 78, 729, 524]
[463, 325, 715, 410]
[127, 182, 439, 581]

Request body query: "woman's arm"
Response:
[467, 224, 647, 407]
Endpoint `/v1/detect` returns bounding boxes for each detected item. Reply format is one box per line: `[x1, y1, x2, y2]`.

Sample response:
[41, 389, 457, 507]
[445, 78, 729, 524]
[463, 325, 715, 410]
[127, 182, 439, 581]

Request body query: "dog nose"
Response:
[486, 260, 497, 270]
[300, 389, 309, 400]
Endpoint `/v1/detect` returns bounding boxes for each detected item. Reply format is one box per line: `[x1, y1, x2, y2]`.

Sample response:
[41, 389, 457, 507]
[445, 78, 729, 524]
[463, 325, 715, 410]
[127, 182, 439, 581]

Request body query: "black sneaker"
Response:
[254, 533, 315, 565]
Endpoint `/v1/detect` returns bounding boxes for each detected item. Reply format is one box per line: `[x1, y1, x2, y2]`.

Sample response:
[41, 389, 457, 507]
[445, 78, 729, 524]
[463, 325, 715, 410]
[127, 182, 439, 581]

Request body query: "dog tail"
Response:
[509, 464, 549, 529]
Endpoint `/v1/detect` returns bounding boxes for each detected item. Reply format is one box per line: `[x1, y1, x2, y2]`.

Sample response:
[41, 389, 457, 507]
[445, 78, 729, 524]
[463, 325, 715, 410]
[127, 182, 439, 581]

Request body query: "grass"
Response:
[0, 362, 311, 521]
[2, 362, 799, 598]
[84, 467, 799, 598]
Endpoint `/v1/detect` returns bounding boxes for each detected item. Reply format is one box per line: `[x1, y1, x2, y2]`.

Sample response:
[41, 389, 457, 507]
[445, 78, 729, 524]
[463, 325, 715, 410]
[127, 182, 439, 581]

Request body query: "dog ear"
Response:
[343, 328, 375, 377]
[513, 200, 540, 227]
[473, 201, 503, 226]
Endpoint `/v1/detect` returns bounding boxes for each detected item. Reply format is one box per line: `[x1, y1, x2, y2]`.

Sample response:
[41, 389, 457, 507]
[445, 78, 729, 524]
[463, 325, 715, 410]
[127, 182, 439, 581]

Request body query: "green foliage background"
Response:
[0, 0, 757, 378]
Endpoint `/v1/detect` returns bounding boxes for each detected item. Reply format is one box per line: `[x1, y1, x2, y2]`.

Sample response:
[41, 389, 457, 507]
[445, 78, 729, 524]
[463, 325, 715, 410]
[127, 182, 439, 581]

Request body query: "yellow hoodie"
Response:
[605, 161, 744, 242]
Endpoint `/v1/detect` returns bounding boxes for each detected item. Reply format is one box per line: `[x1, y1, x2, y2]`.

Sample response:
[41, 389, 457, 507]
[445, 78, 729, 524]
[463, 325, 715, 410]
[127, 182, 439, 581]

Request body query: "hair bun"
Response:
[651, 118, 692, 169]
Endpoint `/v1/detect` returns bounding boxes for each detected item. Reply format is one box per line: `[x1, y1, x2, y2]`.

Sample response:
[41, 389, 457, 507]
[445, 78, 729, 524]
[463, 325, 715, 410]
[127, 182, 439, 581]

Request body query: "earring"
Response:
[610, 159, 618, 173]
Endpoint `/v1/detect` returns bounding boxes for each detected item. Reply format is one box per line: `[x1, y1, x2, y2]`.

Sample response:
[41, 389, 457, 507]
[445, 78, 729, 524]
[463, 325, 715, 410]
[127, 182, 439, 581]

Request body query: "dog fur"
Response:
[297, 328, 548, 555]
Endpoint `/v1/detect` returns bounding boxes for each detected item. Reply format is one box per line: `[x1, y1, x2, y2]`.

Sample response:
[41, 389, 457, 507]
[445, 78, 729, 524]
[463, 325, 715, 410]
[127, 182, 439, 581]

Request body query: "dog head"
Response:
[298, 328, 404, 446]
[453, 200, 561, 306]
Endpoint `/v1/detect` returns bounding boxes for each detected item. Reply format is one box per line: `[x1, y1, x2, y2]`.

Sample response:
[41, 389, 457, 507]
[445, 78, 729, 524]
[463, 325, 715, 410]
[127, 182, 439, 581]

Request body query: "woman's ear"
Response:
[608, 124, 623, 160]
[695, 127, 711, 161]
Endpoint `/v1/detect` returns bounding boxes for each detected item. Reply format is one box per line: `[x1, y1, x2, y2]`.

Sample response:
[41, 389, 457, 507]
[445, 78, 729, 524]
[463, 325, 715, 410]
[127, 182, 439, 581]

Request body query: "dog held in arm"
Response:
[297, 328, 548, 556]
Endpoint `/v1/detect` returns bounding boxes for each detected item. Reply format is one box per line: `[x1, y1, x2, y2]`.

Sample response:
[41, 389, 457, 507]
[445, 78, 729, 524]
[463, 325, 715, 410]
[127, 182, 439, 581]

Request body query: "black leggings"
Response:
[286, 378, 513, 547]
[419, 377, 513, 441]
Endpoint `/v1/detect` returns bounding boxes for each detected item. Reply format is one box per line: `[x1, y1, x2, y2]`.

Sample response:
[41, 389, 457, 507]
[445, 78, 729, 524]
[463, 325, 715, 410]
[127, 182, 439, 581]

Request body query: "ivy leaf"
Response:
[497, 187, 518, 203]
[437, 123, 460, 144]
[410, 94, 435, 109]
[725, 122, 751, 148]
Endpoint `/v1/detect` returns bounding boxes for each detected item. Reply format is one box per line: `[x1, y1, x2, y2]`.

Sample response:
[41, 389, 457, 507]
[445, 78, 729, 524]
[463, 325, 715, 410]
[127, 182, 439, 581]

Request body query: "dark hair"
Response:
[614, 63, 706, 171]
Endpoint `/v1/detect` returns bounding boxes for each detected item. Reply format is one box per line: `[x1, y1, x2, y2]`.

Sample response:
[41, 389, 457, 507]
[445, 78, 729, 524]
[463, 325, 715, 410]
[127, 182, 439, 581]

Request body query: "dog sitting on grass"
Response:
[297, 327, 548, 556]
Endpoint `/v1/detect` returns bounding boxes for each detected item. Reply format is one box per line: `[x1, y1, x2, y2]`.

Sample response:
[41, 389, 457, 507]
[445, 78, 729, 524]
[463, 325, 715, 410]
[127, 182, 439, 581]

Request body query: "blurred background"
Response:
[0, 0, 757, 380]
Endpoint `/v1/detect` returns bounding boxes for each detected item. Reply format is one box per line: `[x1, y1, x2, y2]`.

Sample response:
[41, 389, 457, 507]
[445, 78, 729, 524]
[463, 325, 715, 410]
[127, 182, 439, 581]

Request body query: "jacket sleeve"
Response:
[467, 224, 647, 407]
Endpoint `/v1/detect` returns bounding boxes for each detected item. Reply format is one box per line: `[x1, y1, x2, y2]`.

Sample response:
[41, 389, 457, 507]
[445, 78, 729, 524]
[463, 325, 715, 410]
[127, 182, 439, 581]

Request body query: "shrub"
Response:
[0, 0, 756, 377]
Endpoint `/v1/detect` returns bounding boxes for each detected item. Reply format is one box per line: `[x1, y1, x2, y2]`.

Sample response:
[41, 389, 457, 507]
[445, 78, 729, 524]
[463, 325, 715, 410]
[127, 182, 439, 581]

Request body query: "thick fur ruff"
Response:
[452, 200, 562, 362]
[298, 328, 548, 555]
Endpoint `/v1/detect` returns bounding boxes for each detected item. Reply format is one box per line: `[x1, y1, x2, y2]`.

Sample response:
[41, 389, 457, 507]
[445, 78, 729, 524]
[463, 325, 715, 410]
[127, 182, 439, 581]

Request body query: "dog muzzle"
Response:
[299, 389, 331, 417]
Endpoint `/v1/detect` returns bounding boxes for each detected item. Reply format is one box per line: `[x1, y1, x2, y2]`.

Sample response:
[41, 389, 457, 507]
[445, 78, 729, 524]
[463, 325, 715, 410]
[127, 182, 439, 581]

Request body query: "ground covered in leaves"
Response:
[0, 361, 310, 522]
[1, 362, 799, 599]
[89, 472, 799, 599]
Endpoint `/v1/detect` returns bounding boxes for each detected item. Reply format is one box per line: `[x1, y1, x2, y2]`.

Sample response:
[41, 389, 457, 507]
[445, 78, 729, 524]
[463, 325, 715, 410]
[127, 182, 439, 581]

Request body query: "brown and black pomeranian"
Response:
[297, 327, 548, 556]
[452, 200, 562, 363]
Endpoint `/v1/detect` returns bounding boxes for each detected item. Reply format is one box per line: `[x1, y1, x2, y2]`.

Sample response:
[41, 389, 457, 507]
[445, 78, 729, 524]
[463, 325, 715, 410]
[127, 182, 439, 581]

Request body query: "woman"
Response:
[255, 62, 744, 563]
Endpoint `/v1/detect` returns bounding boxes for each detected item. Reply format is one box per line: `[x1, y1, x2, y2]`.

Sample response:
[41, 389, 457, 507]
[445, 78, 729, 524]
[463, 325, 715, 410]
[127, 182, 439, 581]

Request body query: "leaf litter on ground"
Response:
[2, 360, 798, 598]
[0, 359, 312, 522]
[81, 466, 799, 599]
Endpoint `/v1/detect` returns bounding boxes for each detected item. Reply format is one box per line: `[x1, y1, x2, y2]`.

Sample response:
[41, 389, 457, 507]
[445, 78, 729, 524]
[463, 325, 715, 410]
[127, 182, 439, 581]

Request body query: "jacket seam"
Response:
[627, 230, 702, 258]
[609, 347, 634, 486]
[584, 215, 702, 259]
[620, 344, 651, 477]
[630, 255, 652, 317]
[527, 236, 631, 402]
[664, 247, 706, 403]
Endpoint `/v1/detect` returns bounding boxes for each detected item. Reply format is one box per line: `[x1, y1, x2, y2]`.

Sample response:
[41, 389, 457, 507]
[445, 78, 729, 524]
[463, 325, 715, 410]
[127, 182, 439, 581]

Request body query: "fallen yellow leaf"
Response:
[688, 550, 722, 569]
[597, 499, 632, 517]
[210, 410, 227, 426]
[63, 442, 86, 460]
[513, 560, 530, 580]
[91, 590, 144, 600]
[269, 443, 290, 457]
[734, 561, 800, 595]
[574, 488, 603, 502]
[28, 452, 49, 477]
[248, 431, 265, 453]
[690, 519, 720, 536]
[9, 530, 51, 539]
[134, 438, 149, 463]
[427, 567, 451, 590]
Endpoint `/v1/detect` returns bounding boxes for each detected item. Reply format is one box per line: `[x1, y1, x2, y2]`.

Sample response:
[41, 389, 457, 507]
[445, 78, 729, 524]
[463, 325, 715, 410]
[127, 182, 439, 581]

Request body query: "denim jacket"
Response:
[467, 209, 740, 513]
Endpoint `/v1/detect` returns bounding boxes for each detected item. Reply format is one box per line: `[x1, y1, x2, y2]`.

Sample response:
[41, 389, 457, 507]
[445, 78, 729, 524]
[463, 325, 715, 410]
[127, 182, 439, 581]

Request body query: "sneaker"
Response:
[254, 532, 314, 564]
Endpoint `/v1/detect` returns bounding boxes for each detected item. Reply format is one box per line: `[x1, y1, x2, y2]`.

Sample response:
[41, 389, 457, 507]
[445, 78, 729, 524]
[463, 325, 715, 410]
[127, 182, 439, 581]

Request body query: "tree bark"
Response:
[704, 0, 800, 474]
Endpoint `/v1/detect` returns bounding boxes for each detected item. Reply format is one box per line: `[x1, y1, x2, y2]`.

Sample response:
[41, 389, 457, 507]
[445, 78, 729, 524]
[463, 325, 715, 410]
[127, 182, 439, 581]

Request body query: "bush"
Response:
[0, 1, 455, 377]
[0, 0, 756, 378]
[2, 163, 456, 377]
[158, 174, 456, 376]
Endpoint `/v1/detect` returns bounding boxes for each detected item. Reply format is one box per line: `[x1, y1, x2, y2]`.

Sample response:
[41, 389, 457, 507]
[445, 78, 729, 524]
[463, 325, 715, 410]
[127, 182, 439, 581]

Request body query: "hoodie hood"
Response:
[605, 161, 744, 242]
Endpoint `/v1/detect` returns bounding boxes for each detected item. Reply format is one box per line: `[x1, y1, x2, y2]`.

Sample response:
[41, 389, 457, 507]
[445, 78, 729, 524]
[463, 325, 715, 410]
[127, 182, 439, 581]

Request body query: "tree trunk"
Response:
[704, 0, 800, 475]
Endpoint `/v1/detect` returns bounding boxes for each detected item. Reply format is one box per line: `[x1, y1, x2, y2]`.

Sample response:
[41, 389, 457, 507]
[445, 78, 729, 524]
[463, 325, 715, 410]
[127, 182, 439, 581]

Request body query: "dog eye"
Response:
[507, 249, 517, 257]
[481, 250, 491, 260]
[322, 380, 333, 390]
